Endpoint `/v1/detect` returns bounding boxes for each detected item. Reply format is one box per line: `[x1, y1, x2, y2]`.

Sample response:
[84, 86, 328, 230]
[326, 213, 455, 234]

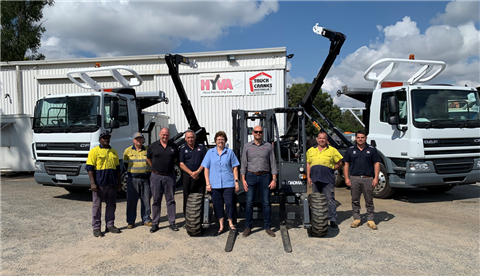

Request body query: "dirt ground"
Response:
[1, 174, 479, 275]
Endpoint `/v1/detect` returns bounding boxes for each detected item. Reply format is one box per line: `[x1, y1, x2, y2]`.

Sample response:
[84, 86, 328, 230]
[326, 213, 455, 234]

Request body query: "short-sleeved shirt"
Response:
[123, 145, 151, 177]
[240, 140, 278, 175]
[201, 147, 240, 189]
[343, 143, 381, 176]
[86, 145, 120, 186]
[179, 142, 207, 172]
[306, 145, 343, 184]
[146, 140, 178, 174]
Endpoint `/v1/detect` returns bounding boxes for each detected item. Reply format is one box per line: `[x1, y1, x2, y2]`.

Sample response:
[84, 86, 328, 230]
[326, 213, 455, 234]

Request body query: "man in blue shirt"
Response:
[343, 130, 381, 230]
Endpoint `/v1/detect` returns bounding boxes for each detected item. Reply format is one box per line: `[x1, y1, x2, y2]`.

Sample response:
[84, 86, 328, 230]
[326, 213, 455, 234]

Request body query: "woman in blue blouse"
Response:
[201, 131, 240, 236]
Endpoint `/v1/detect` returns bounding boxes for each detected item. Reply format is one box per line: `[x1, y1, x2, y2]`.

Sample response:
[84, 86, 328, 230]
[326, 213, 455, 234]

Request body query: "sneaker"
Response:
[265, 229, 276, 237]
[330, 221, 338, 228]
[127, 223, 135, 229]
[143, 221, 153, 227]
[169, 223, 179, 231]
[105, 226, 121, 234]
[367, 220, 378, 230]
[150, 224, 159, 233]
[93, 229, 102, 237]
[350, 219, 361, 228]
[242, 227, 251, 237]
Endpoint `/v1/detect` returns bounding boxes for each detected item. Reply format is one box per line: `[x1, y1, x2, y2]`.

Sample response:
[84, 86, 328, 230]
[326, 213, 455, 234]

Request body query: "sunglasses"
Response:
[253, 131, 263, 134]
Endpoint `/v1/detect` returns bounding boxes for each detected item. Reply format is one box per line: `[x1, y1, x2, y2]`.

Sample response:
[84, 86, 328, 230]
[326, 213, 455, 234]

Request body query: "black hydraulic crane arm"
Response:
[165, 54, 209, 146]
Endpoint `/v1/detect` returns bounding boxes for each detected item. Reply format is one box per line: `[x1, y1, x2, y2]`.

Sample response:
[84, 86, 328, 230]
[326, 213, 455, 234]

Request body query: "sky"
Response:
[39, 0, 480, 108]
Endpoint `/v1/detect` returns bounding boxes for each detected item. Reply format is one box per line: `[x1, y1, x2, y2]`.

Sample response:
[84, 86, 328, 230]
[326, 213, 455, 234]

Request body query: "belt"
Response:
[152, 170, 171, 176]
[248, 171, 269, 176]
[351, 175, 372, 178]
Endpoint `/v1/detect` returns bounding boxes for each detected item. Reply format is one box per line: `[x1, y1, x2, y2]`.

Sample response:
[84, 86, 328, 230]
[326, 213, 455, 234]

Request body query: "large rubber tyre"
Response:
[426, 186, 455, 193]
[373, 163, 395, 199]
[117, 172, 128, 198]
[185, 193, 205, 236]
[334, 169, 345, 187]
[174, 164, 182, 187]
[307, 193, 329, 237]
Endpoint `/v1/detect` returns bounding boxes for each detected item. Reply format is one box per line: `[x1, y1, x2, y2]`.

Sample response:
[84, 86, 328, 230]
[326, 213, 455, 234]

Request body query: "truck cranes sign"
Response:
[199, 71, 276, 96]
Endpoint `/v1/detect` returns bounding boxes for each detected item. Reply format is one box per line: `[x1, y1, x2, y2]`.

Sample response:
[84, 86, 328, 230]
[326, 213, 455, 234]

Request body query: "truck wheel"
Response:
[307, 193, 329, 237]
[117, 172, 128, 198]
[426, 186, 454, 193]
[373, 163, 395, 199]
[185, 193, 204, 236]
[174, 164, 182, 186]
[334, 169, 345, 187]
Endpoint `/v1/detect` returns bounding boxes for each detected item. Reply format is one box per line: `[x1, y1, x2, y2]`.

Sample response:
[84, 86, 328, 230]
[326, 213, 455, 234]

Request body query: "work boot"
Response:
[350, 219, 361, 228]
[93, 229, 102, 237]
[150, 224, 159, 233]
[127, 223, 135, 229]
[105, 226, 121, 233]
[169, 223, 179, 231]
[265, 229, 276, 237]
[242, 227, 251, 237]
[330, 221, 338, 228]
[367, 221, 378, 230]
[143, 221, 153, 227]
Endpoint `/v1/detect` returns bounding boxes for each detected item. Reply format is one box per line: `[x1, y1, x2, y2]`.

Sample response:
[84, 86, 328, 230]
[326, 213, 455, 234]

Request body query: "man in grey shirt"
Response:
[241, 125, 278, 238]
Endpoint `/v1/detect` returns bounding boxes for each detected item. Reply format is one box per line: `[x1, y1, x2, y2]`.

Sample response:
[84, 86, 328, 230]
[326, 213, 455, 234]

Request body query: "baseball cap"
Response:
[132, 132, 143, 139]
[99, 130, 111, 138]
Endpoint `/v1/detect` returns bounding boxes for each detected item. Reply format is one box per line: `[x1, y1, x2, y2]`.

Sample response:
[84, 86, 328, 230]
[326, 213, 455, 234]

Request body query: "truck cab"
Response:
[341, 58, 480, 198]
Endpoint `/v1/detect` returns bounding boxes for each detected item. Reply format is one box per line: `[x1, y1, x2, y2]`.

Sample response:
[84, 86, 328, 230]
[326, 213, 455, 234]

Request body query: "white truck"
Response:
[340, 58, 480, 198]
[31, 66, 170, 194]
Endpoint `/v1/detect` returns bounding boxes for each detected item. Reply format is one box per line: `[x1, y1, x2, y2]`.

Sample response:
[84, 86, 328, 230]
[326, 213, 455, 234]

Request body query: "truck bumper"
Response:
[404, 170, 480, 188]
[34, 162, 91, 188]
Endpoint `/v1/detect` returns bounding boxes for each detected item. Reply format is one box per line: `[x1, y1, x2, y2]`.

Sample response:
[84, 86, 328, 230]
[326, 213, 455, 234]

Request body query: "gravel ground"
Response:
[1, 173, 479, 275]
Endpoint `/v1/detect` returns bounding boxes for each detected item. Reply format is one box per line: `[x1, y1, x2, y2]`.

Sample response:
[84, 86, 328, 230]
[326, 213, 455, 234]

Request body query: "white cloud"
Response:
[40, 1, 279, 59]
[324, 6, 480, 108]
[431, 0, 480, 26]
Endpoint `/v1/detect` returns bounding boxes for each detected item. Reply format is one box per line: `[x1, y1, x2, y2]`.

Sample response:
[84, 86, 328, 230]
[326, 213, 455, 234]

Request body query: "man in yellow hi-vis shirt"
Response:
[123, 132, 153, 229]
[306, 131, 343, 228]
[86, 131, 122, 237]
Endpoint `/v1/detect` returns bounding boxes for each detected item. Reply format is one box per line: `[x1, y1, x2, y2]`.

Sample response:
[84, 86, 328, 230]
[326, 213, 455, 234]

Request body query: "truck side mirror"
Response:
[110, 101, 120, 129]
[387, 95, 407, 132]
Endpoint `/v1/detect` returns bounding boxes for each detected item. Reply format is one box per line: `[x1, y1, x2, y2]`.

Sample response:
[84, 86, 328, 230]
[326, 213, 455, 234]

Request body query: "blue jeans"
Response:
[245, 172, 272, 229]
[313, 181, 336, 222]
[126, 175, 152, 224]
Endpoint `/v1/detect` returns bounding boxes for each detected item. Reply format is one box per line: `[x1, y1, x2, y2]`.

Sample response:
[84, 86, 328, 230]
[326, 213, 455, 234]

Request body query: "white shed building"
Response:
[1, 47, 287, 144]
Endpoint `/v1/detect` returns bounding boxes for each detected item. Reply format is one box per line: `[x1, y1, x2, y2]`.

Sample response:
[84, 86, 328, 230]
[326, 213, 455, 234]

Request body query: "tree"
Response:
[1, 0, 54, 62]
[287, 83, 342, 137]
[337, 109, 364, 133]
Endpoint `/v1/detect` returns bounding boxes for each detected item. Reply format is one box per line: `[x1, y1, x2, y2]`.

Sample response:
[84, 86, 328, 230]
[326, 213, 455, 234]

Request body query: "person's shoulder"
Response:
[180, 144, 186, 149]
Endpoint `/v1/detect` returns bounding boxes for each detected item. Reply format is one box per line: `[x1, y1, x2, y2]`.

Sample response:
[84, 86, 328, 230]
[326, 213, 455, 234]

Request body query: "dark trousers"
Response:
[350, 176, 375, 221]
[313, 181, 337, 222]
[245, 172, 272, 229]
[92, 185, 117, 230]
[212, 187, 235, 220]
[150, 173, 176, 225]
[126, 176, 152, 224]
[182, 171, 206, 216]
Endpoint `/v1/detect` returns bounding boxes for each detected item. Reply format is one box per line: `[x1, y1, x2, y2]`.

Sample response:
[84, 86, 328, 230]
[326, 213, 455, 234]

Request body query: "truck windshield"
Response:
[33, 96, 101, 133]
[412, 89, 480, 128]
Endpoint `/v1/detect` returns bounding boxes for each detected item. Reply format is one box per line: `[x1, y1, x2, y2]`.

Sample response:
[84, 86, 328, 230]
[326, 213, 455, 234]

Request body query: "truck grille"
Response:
[423, 138, 480, 147]
[45, 162, 82, 176]
[433, 158, 473, 174]
[37, 153, 89, 158]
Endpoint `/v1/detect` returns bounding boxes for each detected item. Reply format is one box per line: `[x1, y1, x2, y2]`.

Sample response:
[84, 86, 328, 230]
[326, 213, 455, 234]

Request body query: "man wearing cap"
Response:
[179, 130, 207, 218]
[146, 127, 180, 233]
[86, 130, 122, 237]
[123, 132, 153, 229]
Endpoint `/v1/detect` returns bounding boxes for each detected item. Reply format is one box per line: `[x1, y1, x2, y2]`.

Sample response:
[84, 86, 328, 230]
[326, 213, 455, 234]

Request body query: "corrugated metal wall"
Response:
[0, 48, 287, 144]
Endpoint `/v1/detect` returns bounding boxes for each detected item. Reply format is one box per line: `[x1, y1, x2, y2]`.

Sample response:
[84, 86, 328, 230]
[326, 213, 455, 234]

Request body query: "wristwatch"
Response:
[235, 179, 239, 182]
[273, 179, 278, 182]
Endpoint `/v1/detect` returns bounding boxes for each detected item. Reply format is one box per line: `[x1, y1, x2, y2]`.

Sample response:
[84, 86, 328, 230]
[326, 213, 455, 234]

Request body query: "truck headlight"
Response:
[299, 167, 305, 173]
[409, 163, 429, 171]
[34, 162, 43, 171]
[299, 174, 306, 179]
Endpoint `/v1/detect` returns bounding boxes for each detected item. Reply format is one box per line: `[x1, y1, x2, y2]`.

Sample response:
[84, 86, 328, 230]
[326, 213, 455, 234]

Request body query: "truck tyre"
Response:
[185, 193, 204, 236]
[117, 172, 128, 198]
[334, 169, 345, 187]
[307, 193, 329, 237]
[426, 186, 454, 193]
[174, 164, 182, 187]
[373, 163, 395, 199]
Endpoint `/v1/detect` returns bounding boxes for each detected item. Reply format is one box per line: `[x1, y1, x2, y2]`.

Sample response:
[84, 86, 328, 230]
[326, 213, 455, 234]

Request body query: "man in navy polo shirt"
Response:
[343, 130, 381, 230]
[179, 130, 207, 217]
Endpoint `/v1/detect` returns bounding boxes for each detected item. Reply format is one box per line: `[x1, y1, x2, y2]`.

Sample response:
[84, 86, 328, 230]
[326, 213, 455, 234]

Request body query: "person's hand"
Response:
[191, 170, 199, 180]
[235, 184, 240, 193]
[372, 178, 379, 188]
[307, 178, 313, 187]
[345, 178, 351, 187]
[90, 183, 98, 193]
[269, 180, 276, 190]
[243, 180, 249, 192]
[117, 183, 122, 192]
[206, 184, 212, 192]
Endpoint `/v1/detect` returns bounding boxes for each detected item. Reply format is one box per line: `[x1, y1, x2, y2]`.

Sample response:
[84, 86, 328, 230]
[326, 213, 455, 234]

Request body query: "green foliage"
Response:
[1, 0, 54, 61]
[287, 82, 364, 137]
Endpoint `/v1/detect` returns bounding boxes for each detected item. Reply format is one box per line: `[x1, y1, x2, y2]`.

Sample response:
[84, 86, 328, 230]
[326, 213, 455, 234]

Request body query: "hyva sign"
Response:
[199, 71, 277, 97]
